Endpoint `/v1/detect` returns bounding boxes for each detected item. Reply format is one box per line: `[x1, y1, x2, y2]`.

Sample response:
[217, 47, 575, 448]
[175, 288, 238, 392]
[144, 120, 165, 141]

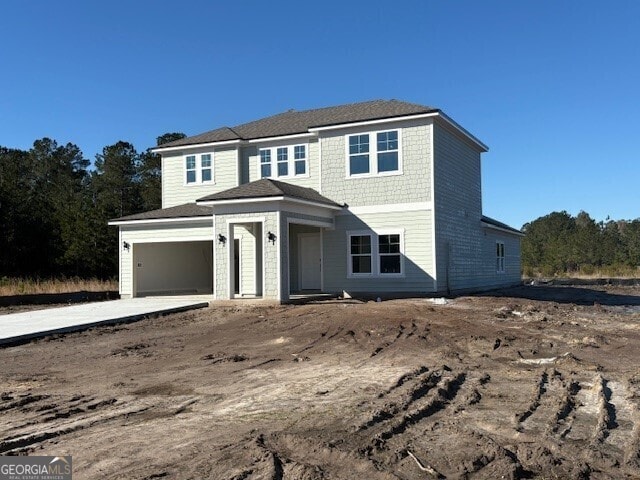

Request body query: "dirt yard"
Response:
[1, 285, 639, 479]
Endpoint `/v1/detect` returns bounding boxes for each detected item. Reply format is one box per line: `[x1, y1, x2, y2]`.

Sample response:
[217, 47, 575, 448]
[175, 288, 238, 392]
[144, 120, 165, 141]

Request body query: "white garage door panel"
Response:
[134, 241, 213, 295]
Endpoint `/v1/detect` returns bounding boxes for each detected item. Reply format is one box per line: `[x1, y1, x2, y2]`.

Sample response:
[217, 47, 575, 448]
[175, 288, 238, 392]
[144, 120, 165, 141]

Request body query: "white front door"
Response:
[299, 233, 321, 290]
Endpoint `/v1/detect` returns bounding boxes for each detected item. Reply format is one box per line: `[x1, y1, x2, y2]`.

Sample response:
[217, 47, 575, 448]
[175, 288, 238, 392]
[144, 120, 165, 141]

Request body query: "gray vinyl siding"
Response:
[241, 138, 319, 189]
[319, 119, 432, 206]
[323, 209, 434, 295]
[433, 122, 483, 293]
[432, 123, 521, 292]
[162, 146, 238, 208]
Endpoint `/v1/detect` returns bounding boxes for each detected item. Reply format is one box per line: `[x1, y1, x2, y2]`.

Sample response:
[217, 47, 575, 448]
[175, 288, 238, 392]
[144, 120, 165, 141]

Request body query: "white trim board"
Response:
[336, 201, 432, 215]
[109, 217, 213, 226]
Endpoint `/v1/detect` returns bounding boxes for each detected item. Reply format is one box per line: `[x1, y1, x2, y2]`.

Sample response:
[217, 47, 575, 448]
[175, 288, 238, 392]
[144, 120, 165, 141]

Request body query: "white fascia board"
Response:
[435, 112, 489, 152]
[198, 196, 286, 206]
[150, 139, 243, 153]
[108, 216, 213, 226]
[308, 113, 440, 132]
[481, 221, 525, 237]
[247, 132, 317, 144]
[198, 196, 342, 211]
[336, 201, 432, 215]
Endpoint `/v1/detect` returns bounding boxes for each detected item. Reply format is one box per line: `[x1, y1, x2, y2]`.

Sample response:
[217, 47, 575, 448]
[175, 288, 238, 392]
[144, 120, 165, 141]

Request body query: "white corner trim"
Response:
[108, 216, 213, 226]
[336, 201, 432, 216]
[429, 124, 437, 293]
[276, 210, 282, 301]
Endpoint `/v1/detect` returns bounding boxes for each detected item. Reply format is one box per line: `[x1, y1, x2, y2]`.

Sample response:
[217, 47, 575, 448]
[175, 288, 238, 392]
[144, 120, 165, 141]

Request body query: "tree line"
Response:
[522, 211, 640, 276]
[1, 136, 638, 280]
[0, 133, 184, 279]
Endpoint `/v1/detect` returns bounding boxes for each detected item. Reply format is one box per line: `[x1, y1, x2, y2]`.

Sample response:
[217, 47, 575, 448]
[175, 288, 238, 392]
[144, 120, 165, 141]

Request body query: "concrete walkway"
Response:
[0, 296, 211, 345]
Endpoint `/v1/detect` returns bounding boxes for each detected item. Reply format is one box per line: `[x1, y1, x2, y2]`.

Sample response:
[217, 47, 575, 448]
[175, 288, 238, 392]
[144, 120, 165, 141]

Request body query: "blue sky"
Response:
[1, 1, 639, 229]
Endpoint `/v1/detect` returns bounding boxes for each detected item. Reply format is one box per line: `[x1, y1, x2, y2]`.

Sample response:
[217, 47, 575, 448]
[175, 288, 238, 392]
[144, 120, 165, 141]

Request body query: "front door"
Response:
[299, 233, 321, 290]
[233, 239, 240, 295]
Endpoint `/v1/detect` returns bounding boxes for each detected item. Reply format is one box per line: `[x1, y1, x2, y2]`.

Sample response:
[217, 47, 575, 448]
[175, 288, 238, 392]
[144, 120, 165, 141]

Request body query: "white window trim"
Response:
[258, 143, 309, 180]
[344, 129, 403, 179]
[347, 229, 405, 278]
[496, 241, 505, 273]
[184, 152, 215, 186]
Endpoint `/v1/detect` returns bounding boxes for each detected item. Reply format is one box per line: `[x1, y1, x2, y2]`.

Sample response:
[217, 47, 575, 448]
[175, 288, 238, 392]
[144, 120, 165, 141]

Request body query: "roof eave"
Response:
[108, 215, 213, 226]
[481, 220, 524, 237]
[197, 195, 342, 211]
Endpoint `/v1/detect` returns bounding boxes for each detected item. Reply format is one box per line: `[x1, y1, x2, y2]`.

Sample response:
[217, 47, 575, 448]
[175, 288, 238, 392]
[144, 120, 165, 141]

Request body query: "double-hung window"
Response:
[347, 129, 401, 177]
[260, 149, 272, 178]
[348, 231, 404, 277]
[350, 235, 372, 274]
[185, 153, 214, 184]
[496, 242, 505, 273]
[259, 144, 308, 179]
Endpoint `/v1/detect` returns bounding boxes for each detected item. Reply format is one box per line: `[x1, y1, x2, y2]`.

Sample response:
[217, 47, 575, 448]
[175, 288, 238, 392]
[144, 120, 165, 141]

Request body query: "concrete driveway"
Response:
[0, 296, 211, 345]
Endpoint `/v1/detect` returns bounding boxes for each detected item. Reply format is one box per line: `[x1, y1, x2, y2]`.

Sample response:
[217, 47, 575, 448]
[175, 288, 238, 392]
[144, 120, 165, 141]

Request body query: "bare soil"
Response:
[1, 285, 640, 479]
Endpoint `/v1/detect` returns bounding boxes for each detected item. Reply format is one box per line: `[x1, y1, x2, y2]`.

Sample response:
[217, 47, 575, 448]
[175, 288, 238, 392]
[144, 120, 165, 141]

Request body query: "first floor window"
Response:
[348, 231, 404, 276]
[350, 235, 372, 274]
[379, 234, 401, 274]
[260, 149, 272, 178]
[496, 242, 505, 273]
[185, 155, 197, 183]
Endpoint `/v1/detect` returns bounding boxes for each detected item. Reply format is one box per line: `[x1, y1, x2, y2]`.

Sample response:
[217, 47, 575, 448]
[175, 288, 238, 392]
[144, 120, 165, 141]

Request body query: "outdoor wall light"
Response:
[218, 233, 227, 245]
[123, 241, 130, 251]
[267, 231, 277, 244]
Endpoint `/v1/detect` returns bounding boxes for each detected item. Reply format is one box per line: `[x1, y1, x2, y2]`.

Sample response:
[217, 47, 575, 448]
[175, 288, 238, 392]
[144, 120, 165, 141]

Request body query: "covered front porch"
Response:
[199, 179, 342, 303]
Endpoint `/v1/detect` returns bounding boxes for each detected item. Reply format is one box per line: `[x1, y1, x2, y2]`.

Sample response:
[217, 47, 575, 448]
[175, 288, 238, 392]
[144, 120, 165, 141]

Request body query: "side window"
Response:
[496, 242, 505, 273]
[260, 149, 272, 178]
[185, 155, 197, 184]
[350, 235, 372, 274]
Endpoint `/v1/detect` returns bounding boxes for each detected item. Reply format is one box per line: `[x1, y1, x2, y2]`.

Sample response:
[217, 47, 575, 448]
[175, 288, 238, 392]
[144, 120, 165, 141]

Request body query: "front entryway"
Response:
[298, 233, 321, 290]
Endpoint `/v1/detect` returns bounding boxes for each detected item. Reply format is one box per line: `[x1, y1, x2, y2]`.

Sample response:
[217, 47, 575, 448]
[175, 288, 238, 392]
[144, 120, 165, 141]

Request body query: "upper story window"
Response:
[348, 230, 404, 277]
[346, 129, 401, 178]
[496, 241, 505, 273]
[185, 153, 214, 185]
[259, 144, 308, 179]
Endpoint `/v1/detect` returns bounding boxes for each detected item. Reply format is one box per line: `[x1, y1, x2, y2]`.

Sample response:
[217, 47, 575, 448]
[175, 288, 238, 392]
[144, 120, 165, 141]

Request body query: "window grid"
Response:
[348, 231, 403, 277]
[347, 130, 400, 177]
[259, 145, 307, 179]
[185, 153, 213, 184]
[185, 155, 197, 184]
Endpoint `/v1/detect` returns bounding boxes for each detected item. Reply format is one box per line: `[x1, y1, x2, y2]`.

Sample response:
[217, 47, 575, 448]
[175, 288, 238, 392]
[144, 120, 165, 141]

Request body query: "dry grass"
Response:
[0, 277, 118, 296]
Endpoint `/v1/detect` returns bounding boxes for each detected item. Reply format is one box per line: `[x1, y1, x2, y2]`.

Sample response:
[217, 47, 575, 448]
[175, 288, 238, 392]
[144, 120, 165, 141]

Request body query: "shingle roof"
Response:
[197, 179, 342, 208]
[159, 100, 438, 148]
[110, 203, 213, 223]
[481, 215, 523, 235]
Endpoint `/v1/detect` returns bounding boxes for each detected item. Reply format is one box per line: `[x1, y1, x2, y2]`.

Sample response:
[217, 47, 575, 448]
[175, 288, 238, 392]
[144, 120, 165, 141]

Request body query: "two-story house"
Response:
[110, 100, 522, 302]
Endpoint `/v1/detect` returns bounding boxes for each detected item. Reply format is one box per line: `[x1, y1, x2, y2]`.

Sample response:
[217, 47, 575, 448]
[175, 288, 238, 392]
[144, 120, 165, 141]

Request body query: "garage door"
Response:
[133, 241, 213, 296]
